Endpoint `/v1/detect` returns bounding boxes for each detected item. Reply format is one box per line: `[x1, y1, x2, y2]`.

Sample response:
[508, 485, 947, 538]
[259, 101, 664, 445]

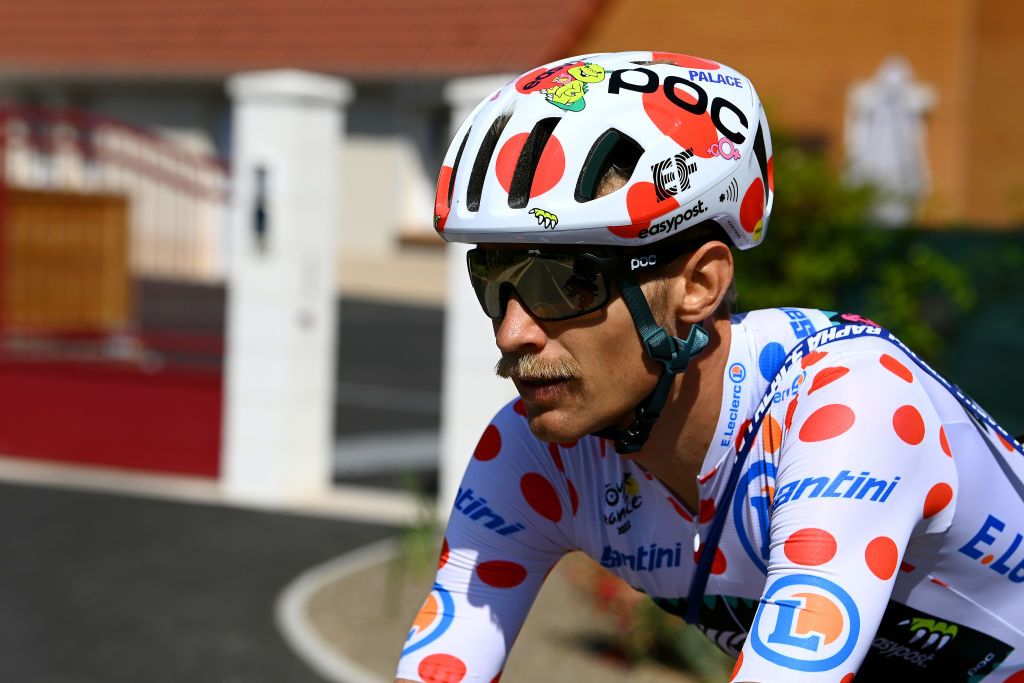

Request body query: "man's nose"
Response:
[495, 294, 547, 354]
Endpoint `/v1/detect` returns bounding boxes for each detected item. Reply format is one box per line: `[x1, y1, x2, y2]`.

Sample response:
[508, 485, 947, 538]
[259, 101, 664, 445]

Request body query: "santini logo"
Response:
[773, 470, 900, 509]
[601, 542, 683, 572]
[453, 487, 525, 537]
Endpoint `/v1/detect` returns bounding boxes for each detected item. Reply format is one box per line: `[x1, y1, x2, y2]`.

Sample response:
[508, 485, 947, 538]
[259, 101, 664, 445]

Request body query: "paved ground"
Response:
[0, 482, 397, 683]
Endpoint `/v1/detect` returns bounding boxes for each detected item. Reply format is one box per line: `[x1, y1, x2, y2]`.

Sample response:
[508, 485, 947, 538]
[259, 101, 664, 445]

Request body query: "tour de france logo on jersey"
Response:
[750, 574, 861, 672]
[401, 583, 455, 657]
[603, 472, 644, 534]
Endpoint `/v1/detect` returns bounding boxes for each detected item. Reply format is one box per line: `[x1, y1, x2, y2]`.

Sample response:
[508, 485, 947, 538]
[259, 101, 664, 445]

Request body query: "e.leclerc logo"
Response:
[729, 362, 746, 383]
[401, 582, 455, 657]
[750, 574, 860, 672]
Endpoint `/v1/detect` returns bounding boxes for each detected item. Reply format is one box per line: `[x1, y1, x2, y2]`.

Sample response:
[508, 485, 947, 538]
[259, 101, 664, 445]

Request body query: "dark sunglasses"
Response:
[467, 230, 721, 321]
[467, 247, 621, 321]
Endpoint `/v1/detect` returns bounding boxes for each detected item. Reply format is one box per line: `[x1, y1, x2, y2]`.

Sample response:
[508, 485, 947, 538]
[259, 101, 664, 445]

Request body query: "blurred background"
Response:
[0, 1, 1021, 681]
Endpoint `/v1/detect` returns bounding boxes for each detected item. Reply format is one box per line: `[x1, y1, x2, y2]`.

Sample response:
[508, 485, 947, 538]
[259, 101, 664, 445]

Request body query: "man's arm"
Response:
[395, 401, 574, 682]
[730, 344, 957, 681]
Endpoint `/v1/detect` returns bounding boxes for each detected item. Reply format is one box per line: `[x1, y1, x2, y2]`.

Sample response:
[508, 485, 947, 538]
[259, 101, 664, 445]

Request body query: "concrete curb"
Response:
[276, 539, 397, 683]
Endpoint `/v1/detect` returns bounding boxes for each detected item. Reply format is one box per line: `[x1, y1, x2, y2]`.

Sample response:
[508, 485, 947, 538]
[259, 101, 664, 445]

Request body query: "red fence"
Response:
[0, 106, 228, 477]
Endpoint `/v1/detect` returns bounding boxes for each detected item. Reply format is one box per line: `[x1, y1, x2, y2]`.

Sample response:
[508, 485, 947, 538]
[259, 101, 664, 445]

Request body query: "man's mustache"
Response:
[494, 353, 582, 381]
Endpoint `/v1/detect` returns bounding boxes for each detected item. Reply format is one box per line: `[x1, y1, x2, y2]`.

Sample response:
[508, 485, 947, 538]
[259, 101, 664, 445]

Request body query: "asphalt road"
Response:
[0, 482, 397, 683]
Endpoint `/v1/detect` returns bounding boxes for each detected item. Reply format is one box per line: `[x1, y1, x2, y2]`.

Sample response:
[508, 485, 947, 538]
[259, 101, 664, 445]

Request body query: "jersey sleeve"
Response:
[731, 342, 959, 682]
[395, 400, 576, 683]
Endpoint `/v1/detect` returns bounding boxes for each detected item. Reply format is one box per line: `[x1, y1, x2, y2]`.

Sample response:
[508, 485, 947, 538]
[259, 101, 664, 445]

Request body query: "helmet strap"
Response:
[591, 271, 710, 454]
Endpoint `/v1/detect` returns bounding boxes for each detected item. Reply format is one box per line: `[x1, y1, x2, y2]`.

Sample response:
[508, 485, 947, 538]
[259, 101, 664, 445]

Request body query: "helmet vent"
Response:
[575, 129, 644, 202]
[752, 123, 769, 194]
[447, 127, 472, 209]
[508, 117, 560, 209]
[467, 111, 512, 212]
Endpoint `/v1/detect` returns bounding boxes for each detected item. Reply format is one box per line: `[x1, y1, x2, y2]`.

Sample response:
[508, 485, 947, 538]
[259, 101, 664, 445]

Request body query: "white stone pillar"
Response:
[222, 70, 352, 504]
[438, 75, 519, 522]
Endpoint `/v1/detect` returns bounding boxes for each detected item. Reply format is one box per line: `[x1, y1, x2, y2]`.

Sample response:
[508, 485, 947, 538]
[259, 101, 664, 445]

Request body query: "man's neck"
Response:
[630, 316, 732, 514]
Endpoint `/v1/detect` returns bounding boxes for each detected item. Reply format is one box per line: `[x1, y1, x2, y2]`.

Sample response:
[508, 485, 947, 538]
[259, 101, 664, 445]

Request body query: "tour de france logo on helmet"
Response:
[433, 50, 774, 252]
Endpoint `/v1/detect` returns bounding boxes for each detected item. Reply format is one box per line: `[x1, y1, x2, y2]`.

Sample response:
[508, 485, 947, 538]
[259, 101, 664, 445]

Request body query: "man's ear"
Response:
[664, 241, 734, 324]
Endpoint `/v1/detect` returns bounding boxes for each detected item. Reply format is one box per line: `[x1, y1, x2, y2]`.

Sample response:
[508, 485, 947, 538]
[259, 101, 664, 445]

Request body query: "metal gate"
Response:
[0, 106, 229, 477]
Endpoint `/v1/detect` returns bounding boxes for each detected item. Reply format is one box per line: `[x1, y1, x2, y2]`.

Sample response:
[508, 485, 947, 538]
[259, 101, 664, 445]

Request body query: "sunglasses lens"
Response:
[467, 249, 610, 321]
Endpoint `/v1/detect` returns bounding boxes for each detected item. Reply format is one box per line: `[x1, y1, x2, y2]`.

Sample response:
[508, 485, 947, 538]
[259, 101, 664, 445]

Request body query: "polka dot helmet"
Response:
[433, 50, 774, 248]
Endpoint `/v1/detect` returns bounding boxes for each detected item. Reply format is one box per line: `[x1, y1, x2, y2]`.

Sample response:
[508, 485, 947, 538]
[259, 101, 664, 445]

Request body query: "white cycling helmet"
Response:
[437, 51, 775, 453]
[433, 50, 774, 248]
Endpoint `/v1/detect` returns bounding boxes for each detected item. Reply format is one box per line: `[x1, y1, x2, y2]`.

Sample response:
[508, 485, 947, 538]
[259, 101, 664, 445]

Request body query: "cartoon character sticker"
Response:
[516, 61, 606, 112]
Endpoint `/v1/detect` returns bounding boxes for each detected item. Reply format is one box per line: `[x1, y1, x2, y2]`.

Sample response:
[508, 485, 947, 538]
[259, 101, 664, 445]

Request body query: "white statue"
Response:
[845, 56, 936, 226]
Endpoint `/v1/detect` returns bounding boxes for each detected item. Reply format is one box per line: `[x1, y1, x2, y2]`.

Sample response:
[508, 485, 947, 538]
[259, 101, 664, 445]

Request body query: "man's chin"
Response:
[524, 409, 591, 445]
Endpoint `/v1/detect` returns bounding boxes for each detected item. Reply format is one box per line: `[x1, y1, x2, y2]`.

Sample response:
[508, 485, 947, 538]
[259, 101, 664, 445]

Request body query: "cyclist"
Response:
[396, 51, 1024, 682]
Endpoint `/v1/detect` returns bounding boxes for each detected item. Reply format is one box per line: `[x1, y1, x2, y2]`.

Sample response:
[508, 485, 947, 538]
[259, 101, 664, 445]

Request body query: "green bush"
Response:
[734, 132, 975, 362]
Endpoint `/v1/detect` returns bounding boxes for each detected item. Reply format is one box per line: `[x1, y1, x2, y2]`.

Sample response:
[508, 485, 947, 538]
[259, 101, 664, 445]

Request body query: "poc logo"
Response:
[630, 255, 657, 271]
[608, 67, 750, 144]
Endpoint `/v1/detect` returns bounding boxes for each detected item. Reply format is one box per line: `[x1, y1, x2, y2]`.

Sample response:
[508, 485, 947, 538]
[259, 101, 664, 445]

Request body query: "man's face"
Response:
[493, 271, 666, 444]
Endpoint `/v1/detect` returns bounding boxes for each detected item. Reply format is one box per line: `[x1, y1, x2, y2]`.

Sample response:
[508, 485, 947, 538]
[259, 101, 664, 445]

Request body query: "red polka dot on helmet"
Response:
[739, 177, 765, 233]
[642, 86, 720, 159]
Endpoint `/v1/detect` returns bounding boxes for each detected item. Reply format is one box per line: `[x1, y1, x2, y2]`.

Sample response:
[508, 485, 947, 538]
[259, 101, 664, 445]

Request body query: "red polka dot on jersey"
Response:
[476, 560, 528, 588]
[521, 472, 562, 522]
[865, 536, 898, 580]
[763, 415, 783, 454]
[699, 465, 719, 484]
[418, 653, 467, 683]
[547, 443, 565, 472]
[735, 419, 752, 453]
[474, 425, 502, 461]
[494, 133, 528, 193]
[923, 483, 953, 519]
[699, 498, 716, 524]
[652, 52, 720, 69]
[840, 674, 855, 683]
[642, 85, 720, 159]
[1002, 671, 1024, 683]
[694, 544, 728, 574]
[607, 181, 679, 238]
[939, 426, 952, 457]
[530, 135, 565, 197]
[785, 397, 799, 432]
[513, 399, 527, 417]
[784, 528, 837, 566]
[893, 405, 925, 445]
[438, 537, 449, 570]
[489, 673, 503, 683]
[799, 404, 856, 442]
[801, 350, 828, 369]
[808, 366, 849, 395]
[433, 166, 453, 232]
[739, 177, 765, 232]
[729, 652, 744, 682]
[880, 354, 913, 383]
[668, 496, 693, 521]
[567, 478, 579, 516]
[559, 440, 578, 449]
